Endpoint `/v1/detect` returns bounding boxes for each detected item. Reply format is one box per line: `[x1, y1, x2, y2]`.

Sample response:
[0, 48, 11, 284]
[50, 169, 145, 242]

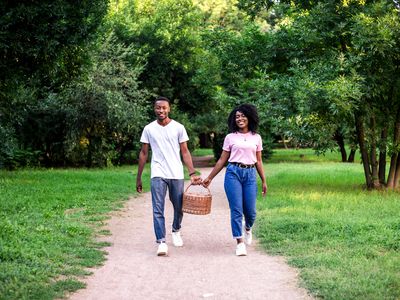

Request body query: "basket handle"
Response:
[184, 182, 211, 195]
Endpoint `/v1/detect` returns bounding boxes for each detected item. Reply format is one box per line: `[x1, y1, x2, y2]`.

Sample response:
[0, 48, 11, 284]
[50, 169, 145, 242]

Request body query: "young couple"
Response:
[136, 97, 267, 256]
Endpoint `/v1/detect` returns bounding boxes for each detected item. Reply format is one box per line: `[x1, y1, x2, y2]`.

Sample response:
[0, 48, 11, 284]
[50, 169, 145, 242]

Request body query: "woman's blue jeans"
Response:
[151, 177, 184, 243]
[224, 163, 257, 239]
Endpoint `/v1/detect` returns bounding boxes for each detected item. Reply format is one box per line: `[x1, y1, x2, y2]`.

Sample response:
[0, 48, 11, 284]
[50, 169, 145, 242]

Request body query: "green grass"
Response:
[1, 149, 399, 299]
[256, 159, 400, 299]
[268, 148, 359, 163]
[0, 166, 150, 300]
[192, 148, 213, 157]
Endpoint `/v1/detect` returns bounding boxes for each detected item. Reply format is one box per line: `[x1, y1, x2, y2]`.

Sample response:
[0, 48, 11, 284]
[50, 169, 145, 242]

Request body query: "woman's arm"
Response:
[255, 151, 267, 196]
[202, 150, 230, 187]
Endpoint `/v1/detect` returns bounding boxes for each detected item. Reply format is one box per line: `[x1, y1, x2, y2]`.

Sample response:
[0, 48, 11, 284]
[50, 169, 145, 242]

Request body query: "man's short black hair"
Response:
[154, 96, 170, 104]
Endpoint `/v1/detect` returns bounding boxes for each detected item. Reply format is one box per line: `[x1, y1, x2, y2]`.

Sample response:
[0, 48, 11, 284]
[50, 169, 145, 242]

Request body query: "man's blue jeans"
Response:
[224, 163, 257, 238]
[151, 177, 184, 243]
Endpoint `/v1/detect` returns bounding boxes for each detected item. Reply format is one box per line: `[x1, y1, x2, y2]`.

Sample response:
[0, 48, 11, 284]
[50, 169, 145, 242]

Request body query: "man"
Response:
[136, 96, 201, 256]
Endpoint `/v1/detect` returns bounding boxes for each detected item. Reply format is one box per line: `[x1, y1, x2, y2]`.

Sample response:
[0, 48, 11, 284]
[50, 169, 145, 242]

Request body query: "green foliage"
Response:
[61, 32, 149, 167]
[118, 0, 214, 113]
[0, 0, 108, 90]
[230, 0, 400, 187]
[0, 125, 19, 169]
[0, 0, 109, 168]
[2, 0, 400, 187]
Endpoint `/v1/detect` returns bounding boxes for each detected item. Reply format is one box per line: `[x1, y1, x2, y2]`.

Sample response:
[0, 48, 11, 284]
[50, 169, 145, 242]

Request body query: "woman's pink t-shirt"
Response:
[222, 132, 263, 165]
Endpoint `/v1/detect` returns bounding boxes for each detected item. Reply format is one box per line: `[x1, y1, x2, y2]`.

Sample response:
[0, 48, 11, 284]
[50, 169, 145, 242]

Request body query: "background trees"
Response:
[0, 0, 109, 167]
[235, 0, 400, 189]
[1, 0, 399, 189]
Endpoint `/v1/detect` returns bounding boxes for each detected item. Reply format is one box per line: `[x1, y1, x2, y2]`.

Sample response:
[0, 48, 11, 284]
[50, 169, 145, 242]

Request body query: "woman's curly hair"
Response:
[227, 104, 259, 133]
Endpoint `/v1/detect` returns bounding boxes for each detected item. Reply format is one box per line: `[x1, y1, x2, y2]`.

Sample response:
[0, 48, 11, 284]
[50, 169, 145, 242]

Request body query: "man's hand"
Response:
[190, 174, 202, 185]
[136, 178, 143, 193]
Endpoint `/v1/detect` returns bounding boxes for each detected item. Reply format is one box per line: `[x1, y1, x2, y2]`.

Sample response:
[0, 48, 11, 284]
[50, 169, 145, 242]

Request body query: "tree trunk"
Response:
[347, 149, 356, 163]
[334, 129, 347, 162]
[355, 112, 373, 189]
[369, 115, 380, 188]
[394, 155, 400, 189]
[282, 134, 288, 149]
[378, 127, 388, 185]
[387, 105, 400, 188]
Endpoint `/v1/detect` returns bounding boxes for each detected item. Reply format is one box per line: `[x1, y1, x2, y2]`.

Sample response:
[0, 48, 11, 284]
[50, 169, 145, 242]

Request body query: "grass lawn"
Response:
[192, 148, 214, 157]
[257, 154, 400, 299]
[1, 148, 399, 299]
[0, 166, 150, 300]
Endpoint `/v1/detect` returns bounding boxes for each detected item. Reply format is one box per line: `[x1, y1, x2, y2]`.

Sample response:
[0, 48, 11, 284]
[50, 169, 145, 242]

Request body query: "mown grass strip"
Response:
[257, 161, 400, 300]
[0, 166, 150, 300]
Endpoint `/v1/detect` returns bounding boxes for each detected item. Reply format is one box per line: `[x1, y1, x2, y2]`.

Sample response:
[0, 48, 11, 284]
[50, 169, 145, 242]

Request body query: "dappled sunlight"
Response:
[292, 191, 322, 201]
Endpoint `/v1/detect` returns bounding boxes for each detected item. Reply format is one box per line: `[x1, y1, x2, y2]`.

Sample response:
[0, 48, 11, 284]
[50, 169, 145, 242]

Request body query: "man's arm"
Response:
[180, 142, 201, 184]
[136, 143, 149, 193]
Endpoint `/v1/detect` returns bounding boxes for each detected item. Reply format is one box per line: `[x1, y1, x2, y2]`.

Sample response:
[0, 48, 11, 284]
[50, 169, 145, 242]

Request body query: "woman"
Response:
[203, 104, 267, 256]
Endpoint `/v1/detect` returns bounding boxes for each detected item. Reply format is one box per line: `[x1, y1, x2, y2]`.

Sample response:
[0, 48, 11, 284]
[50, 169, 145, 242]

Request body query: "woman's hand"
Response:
[202, 177, 212, 188]
[261, 182, 267, 197]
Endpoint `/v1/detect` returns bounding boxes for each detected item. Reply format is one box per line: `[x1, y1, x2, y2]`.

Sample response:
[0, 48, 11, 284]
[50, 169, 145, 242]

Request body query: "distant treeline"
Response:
[1, 0, 399, 189]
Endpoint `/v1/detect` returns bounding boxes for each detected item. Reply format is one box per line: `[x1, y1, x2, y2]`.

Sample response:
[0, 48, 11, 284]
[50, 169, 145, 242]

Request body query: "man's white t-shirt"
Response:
[140, 120, 189, 179]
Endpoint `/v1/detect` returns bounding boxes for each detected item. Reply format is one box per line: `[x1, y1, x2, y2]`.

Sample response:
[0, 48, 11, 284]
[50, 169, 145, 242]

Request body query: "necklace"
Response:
[239, 131, 249, 141]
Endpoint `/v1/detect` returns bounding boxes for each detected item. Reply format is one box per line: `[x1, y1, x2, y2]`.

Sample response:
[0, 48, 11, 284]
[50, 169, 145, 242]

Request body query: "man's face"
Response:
[154, 100, 170, 121]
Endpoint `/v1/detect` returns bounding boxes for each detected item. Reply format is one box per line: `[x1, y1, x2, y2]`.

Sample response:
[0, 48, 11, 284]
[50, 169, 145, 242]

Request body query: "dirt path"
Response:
[68, 168, 313, 300]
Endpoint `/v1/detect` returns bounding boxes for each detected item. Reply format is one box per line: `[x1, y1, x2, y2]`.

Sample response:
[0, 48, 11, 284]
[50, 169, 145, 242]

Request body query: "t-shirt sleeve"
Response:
[256, 134, 263, 151]
[222, 134, 231, 152]
[140, 127, 149, 144]
[179, 125, 189, 143]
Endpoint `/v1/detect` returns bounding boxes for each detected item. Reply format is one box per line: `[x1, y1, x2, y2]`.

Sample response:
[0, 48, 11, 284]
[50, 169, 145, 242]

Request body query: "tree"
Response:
[0, 0, 109, 168]
[235, 0, 400, 189]
[61, 32, 149, 167]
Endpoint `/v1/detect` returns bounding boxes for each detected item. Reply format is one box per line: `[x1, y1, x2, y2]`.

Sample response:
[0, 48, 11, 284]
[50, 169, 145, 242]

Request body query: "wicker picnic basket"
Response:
[182, 183, 212, 215]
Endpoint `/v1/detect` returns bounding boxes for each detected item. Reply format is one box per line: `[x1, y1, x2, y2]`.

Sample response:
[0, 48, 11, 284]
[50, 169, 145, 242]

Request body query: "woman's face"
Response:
[235, 111, 248, 131]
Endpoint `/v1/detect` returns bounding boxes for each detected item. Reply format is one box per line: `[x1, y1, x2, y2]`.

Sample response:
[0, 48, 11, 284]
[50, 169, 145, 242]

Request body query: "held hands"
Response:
[190, 174, 202, 185]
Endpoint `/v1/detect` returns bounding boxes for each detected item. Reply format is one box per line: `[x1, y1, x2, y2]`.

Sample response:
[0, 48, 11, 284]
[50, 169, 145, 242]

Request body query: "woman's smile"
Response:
[235, 111, 249, 131]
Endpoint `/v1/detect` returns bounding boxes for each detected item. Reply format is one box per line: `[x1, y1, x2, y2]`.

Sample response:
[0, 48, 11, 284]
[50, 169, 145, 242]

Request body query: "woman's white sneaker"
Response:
[157, 242, 168, 256]
[236, 242, 247, 256]
[244, 228, 252, 245]
[172, 231, 183, 247]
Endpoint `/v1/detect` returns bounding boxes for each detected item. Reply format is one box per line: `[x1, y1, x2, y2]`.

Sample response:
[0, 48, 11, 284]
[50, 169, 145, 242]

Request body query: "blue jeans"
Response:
[224, 163, 257, 239]
[151, 177, 184, 243]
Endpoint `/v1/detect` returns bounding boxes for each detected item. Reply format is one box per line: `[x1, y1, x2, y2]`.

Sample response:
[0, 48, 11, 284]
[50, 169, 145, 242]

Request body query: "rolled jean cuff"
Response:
[233, 236, 243, 239]
[156, 238, 166, 243]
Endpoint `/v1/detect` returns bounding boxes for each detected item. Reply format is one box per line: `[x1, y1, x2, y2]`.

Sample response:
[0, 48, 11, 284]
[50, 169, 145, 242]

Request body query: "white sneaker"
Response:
[157, 242, 168, 256]
[244, 228, 252, 245]
[236, 242, 247, 256]
[242, 219, 252, 245]
[172, 231, 183, 247]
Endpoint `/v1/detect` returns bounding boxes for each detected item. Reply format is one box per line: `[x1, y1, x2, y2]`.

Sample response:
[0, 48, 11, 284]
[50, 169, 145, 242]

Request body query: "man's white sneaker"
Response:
[172, 231, 183, 247]
[236, 242, 247, 256]
[157, 242, 168, 256]
[244, 228, 252, 245]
